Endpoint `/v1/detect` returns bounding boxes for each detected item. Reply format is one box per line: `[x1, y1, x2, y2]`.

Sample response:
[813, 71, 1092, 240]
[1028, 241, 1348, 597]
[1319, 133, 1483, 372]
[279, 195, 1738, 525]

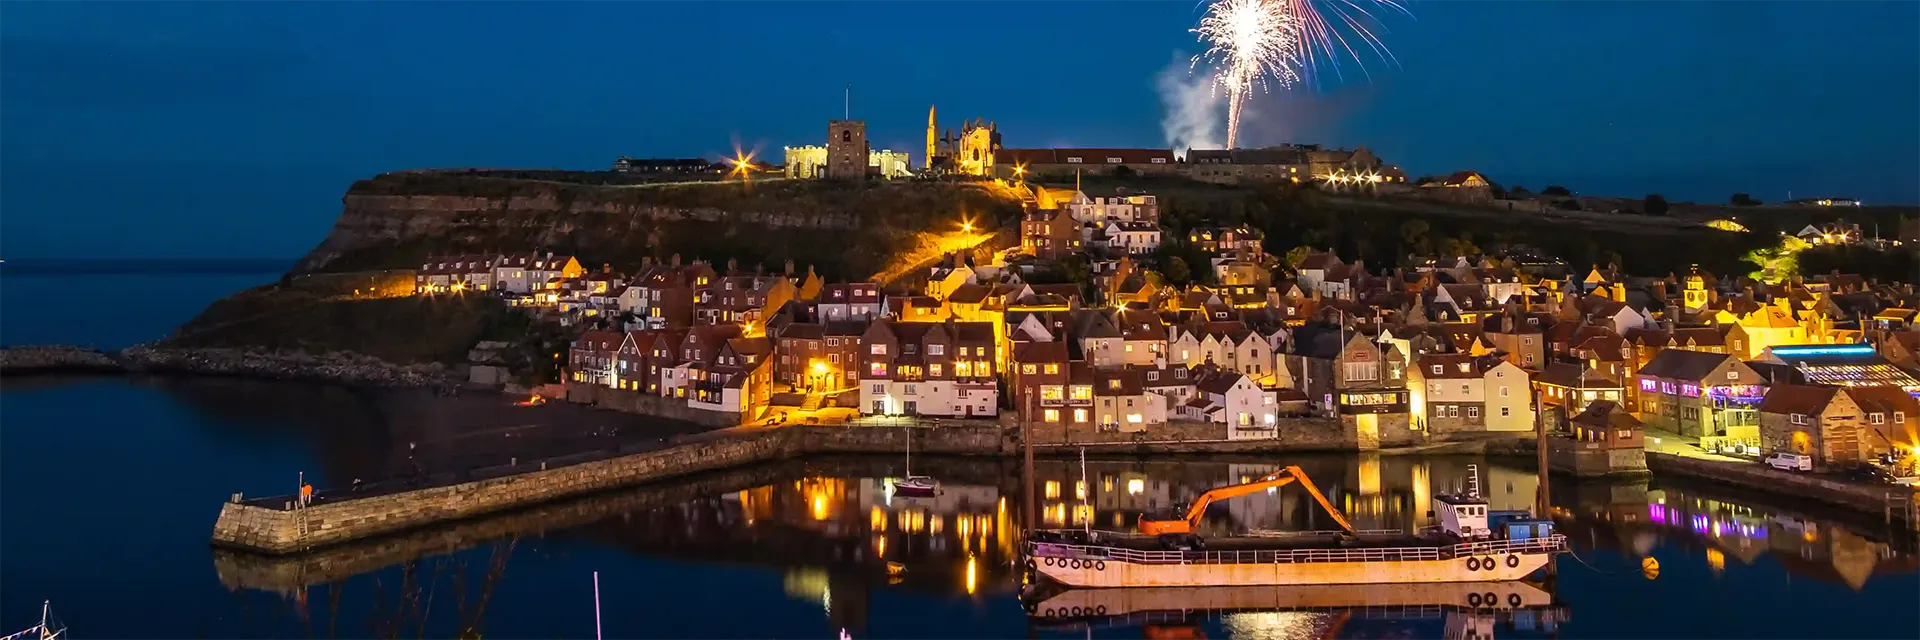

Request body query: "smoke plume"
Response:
[1156, 58, 1222, 158]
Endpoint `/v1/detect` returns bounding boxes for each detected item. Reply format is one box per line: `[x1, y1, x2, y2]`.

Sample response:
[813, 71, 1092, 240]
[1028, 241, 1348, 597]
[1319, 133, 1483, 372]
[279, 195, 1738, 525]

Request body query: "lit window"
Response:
[1044, 409, 1061, 422]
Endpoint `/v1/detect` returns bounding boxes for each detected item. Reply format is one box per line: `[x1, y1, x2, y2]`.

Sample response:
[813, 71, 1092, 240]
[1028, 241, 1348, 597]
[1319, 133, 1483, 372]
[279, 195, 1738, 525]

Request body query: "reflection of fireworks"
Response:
[1191, 0, 1405, 148]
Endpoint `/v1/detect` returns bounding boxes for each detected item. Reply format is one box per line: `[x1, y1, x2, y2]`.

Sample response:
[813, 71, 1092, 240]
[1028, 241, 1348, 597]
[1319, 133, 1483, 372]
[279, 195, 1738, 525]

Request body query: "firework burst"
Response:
[1191, 0, 1406, 148]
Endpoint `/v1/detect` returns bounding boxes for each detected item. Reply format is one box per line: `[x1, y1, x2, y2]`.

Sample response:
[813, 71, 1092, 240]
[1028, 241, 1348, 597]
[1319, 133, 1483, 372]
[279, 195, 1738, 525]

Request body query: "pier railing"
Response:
[1029, 535, 1567, 566]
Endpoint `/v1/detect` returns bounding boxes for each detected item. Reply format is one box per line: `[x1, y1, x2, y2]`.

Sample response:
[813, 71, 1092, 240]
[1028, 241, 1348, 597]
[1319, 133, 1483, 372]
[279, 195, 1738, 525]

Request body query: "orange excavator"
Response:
[1138, 465, 1356, 537]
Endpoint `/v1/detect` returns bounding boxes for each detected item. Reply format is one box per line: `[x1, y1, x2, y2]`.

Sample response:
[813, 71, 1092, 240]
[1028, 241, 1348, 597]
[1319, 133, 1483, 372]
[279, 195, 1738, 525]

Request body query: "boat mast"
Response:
[905, 428, 912, 477]
[1079, 447, 1090, 535]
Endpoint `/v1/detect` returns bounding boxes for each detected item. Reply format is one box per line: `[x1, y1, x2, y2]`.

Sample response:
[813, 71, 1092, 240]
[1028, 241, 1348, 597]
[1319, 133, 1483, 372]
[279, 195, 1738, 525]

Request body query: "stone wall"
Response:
[0, 345, 122, 374]
[213, 428, 793, 553]
[564, 381, 739, 428]
[1645, 452, 1910, 512]
[1482, 437, 1649, 478]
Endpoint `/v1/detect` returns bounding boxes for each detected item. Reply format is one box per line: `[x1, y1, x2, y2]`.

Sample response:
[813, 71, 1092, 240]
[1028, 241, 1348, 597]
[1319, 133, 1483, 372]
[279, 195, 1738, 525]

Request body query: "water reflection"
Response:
[206, 454, 1916, 638]
[1551, 478, 1917, 592]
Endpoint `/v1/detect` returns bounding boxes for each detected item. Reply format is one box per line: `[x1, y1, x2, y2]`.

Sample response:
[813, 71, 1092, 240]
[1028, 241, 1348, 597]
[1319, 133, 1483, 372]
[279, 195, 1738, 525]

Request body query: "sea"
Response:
[1, 261, 1916, 639]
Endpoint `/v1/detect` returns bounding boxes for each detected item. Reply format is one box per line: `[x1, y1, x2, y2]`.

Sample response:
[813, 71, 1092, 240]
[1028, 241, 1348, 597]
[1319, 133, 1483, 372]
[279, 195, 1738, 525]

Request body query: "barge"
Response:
[1023, 580, 1564, 622]
[1024, 464, 1566, 589]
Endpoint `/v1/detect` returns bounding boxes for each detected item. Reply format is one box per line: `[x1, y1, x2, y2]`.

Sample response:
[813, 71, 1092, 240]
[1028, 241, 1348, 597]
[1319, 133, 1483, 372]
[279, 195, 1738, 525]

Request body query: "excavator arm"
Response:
[1140, 465, 1357, 537]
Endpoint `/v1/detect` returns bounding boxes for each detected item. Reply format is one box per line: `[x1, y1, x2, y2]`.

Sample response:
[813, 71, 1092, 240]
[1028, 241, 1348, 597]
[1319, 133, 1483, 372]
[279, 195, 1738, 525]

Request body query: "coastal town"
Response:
[391, 112, 1920, 484]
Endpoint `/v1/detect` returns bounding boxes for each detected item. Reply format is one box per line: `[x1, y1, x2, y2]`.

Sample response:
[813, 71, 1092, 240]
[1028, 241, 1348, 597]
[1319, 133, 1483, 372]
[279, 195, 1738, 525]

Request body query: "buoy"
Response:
[1641, 556, 1661, 580]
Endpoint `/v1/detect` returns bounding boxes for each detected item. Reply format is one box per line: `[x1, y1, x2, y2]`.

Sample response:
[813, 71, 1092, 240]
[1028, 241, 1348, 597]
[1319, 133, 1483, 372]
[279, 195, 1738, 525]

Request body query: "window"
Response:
[1344, 361, 1379, 382]
[1501, 407, 1511, 417]
[829, 354, 839, 364]
[1431, 365, 1443, 375]
[1898, 412, 1908, 423]
[1446, 405, 1458, 418]
[1073, 409, 1088, 423]
[1045, 364, 1061, 374]
[1499, 386, 1510, 397]
[904, 385, 917, 396]
[1790, 413, 1808, 425]
[1041, 386, 1064, 401]
[1044, 409, 1060, 422]
[871, 344, 888, 355]
[1147, 371, 1160, 381]
[1070, 386, 1092, 400]
[1022, 364, 1037, 375]
[1430, 381, 1443, 393]
[1726, 370, 1738, 380]
[1067, 157, 1083, 164]
[1467, 406, 1480, 419]
[1870, 413, 1886, 425]
[1106, 157, 1123, 163]
[1107, 379, 1122, 390]
[1461, 384, 1470, 394]
[1150, 157, 1168, 164]
[954, 361, 971, 377]
[841, 130, 851, 142]
[872, 384, 884, 394]
[928, 344, 945, 356]
[869, 362, 886, 377]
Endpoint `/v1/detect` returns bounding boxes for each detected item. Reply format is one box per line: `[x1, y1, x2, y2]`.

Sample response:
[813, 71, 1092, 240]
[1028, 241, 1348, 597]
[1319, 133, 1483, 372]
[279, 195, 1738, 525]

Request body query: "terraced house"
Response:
[858, 319, 998, 418]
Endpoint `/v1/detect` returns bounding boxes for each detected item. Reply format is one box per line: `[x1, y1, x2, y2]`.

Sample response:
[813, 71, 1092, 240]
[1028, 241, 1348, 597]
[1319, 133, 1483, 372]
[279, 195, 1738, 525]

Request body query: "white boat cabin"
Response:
[1433, 493, 1491, 539]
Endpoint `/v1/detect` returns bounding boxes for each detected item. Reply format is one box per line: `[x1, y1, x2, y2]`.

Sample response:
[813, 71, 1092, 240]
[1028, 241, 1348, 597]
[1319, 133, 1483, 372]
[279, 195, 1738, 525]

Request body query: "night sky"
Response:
[3, 1, 1916, 260]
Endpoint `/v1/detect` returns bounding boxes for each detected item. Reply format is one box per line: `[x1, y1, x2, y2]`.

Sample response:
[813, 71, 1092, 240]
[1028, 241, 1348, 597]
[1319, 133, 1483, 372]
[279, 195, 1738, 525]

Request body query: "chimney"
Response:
[602, 263, 611, 274]
[784, 259, 795, 277]
[727, 258, 739, 274]
[671, 253, 682, 268]
[1652, 280, 1668, 301]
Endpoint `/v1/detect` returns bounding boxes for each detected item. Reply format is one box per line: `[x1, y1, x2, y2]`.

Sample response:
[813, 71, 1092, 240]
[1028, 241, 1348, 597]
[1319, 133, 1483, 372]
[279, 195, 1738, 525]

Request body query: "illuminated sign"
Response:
[1769, 344, 1875, 358]
[1337, 390, 1408, 415]
[1640, 378, 1659, 392]
[1681, 383, 1700, 398]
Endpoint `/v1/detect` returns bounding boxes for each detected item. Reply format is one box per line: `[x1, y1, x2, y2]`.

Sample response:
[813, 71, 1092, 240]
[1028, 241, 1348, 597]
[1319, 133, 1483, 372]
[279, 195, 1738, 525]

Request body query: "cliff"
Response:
[296, 172, 1025, 281]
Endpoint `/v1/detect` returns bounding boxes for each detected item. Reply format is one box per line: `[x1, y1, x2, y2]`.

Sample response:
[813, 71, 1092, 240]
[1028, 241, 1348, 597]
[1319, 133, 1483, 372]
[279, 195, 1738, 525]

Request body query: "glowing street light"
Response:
[962, 221, 974, 233]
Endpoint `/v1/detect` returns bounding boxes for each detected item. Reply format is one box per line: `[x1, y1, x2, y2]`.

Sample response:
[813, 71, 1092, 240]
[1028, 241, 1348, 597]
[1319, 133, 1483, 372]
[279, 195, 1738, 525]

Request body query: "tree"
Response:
[1542, 185, 1572, 197]
[1162, 256, 1191, 284]
[1730, 192, 1762, 206]
[1283, 246, 1312, 269]
[1643, 194, 1670, 216]
[1399, 219, 1433, 257]
[1509, 185, 1532, 198]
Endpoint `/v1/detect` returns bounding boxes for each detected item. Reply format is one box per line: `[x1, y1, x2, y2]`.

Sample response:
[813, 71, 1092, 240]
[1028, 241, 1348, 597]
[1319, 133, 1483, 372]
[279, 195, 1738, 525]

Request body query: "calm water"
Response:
[2, 269, 1917, 639]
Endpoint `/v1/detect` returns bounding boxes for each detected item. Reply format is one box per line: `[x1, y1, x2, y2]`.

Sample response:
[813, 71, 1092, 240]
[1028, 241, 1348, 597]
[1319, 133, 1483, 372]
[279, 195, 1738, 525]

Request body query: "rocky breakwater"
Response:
[121, 346, 447, 387]
[0, 345, 124, 375]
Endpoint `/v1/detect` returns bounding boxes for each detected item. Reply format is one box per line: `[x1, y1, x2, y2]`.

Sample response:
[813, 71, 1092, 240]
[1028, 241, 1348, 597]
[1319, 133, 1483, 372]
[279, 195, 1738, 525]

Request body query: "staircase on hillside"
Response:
[800, 393, 826, 412]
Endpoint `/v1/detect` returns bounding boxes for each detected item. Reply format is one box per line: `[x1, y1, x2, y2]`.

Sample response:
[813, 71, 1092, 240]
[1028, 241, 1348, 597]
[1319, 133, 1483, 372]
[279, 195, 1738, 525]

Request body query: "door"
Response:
[873, 401, 885, 415]
[905, 400, 918, 415]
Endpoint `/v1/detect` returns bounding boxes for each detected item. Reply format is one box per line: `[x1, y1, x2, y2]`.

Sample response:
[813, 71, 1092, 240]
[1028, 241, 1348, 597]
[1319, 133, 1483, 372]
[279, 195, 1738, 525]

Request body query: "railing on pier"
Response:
[1028, 535, 1568, 566]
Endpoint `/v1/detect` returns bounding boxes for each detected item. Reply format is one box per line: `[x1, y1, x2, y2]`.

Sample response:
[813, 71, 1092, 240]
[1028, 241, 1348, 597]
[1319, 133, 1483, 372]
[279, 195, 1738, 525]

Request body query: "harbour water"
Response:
[2, 266, 1916, 638]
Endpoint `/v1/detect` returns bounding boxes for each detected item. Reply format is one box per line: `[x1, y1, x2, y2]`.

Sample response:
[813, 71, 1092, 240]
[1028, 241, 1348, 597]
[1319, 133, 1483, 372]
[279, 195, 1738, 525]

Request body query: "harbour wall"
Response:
[210, 425, 1025, 554]
[1644, 452, 1914, 513]
[1484, 437, 1650, 478]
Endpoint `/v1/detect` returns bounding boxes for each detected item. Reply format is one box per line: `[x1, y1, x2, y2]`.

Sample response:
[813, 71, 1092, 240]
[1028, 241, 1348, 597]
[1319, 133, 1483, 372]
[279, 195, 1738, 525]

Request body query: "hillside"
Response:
[296, 173, 1026, 282]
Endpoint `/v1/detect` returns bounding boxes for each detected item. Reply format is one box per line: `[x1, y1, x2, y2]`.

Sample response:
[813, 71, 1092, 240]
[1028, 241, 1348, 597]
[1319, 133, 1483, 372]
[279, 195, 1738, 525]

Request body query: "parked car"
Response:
[1764, 452, 1813, 472]
[1844, 464, 1899, 485]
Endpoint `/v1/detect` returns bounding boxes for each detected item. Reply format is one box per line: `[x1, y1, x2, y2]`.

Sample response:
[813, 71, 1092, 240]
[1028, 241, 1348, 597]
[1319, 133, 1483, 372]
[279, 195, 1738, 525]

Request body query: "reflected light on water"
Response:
[1222, 611, 1322, 640]
[965, 554, 977, 595]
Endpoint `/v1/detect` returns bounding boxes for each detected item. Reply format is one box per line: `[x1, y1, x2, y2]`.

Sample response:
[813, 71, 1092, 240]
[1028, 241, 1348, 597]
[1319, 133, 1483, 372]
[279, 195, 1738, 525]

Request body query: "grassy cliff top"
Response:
[349, 172, 1025, 219]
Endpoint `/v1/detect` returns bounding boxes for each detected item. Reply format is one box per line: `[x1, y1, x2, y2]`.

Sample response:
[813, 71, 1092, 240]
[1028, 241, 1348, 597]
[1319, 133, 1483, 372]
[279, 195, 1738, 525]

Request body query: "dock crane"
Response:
[1138, 465, 1356, 537]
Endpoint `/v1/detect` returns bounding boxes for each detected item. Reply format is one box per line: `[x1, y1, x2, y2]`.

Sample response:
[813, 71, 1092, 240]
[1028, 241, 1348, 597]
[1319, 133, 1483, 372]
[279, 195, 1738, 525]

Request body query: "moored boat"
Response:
[1024, 580, 1563, 622]
[1, 601, 65, 640]
[1023, 464, 1565, 589]
[890, 475, 938, 497]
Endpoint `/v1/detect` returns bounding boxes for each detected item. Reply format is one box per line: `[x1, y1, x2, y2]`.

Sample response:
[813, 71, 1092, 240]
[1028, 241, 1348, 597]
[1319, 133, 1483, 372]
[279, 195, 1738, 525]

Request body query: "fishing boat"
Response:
[1, 601, 65, 640]
[1024, 465, 1565, 589]
[888, 430, 938, 497]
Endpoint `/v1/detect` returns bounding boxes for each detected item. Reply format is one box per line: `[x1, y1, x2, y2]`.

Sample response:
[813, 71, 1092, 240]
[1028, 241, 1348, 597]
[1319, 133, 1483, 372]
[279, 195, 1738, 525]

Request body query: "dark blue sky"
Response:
[3, 1, 1916, 259]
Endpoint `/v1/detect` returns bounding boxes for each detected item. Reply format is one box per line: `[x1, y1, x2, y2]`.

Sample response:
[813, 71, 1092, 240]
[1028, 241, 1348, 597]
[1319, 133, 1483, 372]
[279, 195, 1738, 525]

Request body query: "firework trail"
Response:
[1191, 0, 1406, 148]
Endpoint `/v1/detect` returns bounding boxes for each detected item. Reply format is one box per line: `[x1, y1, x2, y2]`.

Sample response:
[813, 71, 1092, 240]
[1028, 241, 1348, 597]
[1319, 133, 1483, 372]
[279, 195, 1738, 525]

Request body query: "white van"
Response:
[1764, 452, 1813, 472]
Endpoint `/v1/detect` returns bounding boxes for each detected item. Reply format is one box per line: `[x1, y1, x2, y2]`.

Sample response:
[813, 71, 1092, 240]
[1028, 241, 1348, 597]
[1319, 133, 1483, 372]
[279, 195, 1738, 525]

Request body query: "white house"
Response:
[1190, 369, 1280, 439]
[1066, 191, 1159, 225]
[1103, 221, 1162, 255]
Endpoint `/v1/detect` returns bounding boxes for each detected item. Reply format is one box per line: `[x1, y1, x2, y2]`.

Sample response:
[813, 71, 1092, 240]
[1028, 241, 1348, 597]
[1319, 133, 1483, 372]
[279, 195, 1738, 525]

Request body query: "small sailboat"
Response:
[1, 601, 65, 640]
[889, 429, 938, 497]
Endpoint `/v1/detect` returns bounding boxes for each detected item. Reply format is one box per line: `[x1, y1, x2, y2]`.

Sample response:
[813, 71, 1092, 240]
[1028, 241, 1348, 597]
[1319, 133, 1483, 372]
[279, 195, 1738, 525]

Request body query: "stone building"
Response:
[786, 145, 911, 179]
[827, 120, 867, 180]
[1758, 384, 1918, 467]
